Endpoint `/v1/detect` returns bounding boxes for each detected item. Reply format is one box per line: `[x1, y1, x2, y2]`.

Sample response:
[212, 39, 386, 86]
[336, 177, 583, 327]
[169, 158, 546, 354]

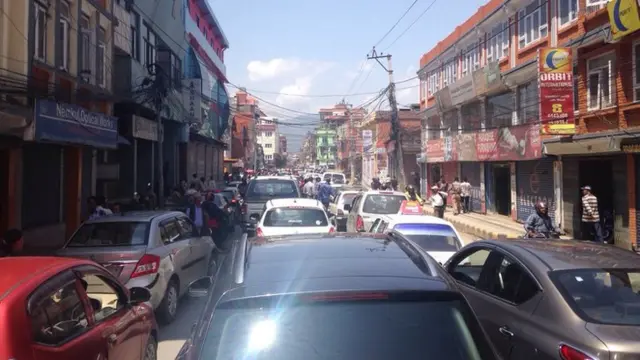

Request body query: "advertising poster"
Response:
[425, 139, 445, 163]
[362, 130, 373, 153]
[538, 48, 575, 135]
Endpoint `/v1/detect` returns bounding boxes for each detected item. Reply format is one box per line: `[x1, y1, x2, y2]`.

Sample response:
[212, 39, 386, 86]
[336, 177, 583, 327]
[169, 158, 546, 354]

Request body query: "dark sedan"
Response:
[177, 233, 500, 360]
[445, 239, 640, 360]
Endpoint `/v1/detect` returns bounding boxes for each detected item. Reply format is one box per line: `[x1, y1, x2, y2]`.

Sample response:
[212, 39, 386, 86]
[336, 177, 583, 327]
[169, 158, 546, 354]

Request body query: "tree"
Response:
[274, 153, 288, 168]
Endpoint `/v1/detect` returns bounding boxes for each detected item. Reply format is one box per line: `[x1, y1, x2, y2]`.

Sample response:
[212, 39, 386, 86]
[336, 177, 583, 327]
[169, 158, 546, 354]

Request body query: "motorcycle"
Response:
[521, 223, 562, 239]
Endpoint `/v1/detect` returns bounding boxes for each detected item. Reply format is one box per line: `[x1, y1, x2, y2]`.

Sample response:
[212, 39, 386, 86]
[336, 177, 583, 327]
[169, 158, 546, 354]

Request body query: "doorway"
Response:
[493, 163, 511, 216]
[578, 159, 614, 238]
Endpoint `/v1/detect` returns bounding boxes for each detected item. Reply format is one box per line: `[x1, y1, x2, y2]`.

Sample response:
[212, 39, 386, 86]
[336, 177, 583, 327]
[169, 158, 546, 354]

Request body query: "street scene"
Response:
[2, 0, 640, 358]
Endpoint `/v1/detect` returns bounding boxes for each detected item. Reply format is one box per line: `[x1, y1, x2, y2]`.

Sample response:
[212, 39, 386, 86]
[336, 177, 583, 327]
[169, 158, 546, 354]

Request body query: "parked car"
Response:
[0, 256, 157, 360]
[328, 190, 359, 231]
[345, 190, 408, 232]
[241, 176, 301, 236]
[176, 233, 499, 360]
[445, 239, 640, 359]
[322, 171, 347, 188]
[252, 198, 334, 237]
[56, 210, 217, 324]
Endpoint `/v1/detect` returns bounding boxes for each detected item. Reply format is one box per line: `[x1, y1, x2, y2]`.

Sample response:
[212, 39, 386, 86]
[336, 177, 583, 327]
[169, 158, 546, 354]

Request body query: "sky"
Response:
[211, 0, 485, 151]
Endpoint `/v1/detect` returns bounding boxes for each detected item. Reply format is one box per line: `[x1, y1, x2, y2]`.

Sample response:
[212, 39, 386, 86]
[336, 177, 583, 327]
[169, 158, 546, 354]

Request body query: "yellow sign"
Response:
[539, 48, 571, 73]
[608, 0, 640, 41]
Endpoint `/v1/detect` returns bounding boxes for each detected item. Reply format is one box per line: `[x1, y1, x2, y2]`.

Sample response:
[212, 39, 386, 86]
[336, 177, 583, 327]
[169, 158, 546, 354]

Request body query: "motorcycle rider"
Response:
[405, 185, 424, 204]
[524, 201, 560, 238]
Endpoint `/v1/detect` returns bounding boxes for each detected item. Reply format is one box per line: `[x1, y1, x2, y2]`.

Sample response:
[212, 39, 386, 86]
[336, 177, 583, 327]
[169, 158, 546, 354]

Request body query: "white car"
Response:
[345, 190, 408, 232]
[369, 214, 464, 265]
[322, 172, 347, 188]
[328, 190, 360, 231]
[254, 198, 335, 237]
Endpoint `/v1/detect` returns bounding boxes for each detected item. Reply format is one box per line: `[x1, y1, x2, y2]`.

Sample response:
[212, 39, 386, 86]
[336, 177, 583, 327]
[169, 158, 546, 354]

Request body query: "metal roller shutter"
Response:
[516, 158, 555, 222]
[484, 163, 495, 213]
[460, 162, 482, 212]
[562, 158, 579, 236]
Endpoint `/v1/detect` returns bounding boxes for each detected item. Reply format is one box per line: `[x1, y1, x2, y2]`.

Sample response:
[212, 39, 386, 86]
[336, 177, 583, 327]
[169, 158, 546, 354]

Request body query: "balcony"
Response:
[185, 20, 226, 77]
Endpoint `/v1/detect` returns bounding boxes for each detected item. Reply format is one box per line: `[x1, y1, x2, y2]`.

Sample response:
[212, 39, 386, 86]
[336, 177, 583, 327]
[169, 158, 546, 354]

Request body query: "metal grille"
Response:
[515, 158, 555, 222]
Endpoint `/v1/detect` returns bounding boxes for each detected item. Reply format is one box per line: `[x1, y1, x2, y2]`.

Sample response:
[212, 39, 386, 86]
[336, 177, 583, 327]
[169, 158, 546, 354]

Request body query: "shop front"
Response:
[186, 132, 225, 182]
[460, 162, 482, 212]
[515, 158, 555, 222]
[25, 99, 120, 246]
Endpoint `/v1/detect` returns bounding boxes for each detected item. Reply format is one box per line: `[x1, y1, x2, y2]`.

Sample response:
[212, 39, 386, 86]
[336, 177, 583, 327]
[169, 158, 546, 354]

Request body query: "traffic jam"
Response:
[1, 170, 639, 359]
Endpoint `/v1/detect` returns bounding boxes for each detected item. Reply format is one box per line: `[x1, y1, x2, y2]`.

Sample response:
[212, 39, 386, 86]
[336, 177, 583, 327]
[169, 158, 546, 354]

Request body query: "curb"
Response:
[422, 206, 521, 240]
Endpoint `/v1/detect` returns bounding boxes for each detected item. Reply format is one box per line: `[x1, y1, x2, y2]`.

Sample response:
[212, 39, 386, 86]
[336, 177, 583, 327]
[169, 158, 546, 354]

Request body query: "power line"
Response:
[384, 0, 439, 51]
[374, 0, 420, 48]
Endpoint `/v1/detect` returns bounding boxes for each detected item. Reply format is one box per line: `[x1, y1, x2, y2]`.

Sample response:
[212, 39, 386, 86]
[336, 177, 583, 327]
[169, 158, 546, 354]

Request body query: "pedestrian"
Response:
[180, 179, 188, 195]
[429, 186, 446, 218]
[313, 176, 322, 197]
[207, 176, 217, 190]
[144, 183, 157, 210]
[190, 173, 203, 192]
[186, 193, 209, 237]
[129, 192, 146, 211]
[460, 177, 471, 213]
[202, 192, 230, 251]
[438, 176, 449, 209]
[238, 177, 248, 197]
[317, 178, 335, 210]
[450, 177, 462, 215]
[581, 186, 604, 242]
[111, 202, 122, 215]
[390, 178, 398, 191]
[0, 228, 23, 257]
[87, 196, 112, 221]
[303, 177, 315, 198]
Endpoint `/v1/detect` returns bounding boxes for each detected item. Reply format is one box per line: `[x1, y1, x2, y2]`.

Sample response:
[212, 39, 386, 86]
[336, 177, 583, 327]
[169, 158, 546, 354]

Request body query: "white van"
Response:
[322, 172, 347, 188]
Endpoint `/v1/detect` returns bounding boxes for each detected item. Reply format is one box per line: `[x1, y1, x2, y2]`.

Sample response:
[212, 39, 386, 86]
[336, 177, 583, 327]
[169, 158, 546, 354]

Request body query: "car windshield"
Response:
[332, 174, 345, 183]
[551, 269, 640, 325]
[246, 180, 299, 199]
[67, 222, 148, 247]
[201, 295, 491, 360]
[340, 193, 357, 206]
[263, 208, 328, 227]
[362, 194, 406, 214]
[394, 224, 461, 252]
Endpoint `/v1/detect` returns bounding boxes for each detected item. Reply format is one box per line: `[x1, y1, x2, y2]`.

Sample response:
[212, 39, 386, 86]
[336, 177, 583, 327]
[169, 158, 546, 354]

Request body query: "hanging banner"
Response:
[607, 0, 640, 41]
[538, 48, 576, 135]
[362, 130, 373, 153]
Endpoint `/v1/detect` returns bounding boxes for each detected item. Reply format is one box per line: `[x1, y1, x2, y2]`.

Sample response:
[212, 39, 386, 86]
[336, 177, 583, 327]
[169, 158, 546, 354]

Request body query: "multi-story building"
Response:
[318, 101, 353, 167]
[279, 135, 287, 154]
[419, 0, 640, 248]
[315, 127, 337, 168]
[182, 0, 230, 182]
[301, 132, 316, 166]
[0, 0, 119, 247]
[231, 90, 261, 169]
[257, 116, 279, 164]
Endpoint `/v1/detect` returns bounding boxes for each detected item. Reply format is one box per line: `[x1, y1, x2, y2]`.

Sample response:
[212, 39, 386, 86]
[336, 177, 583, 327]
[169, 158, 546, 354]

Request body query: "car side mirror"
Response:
[249, 214, 260, 221]
[188, 277, 213, 298]
[129, 287, 152, 305]
[343, 204, 351, 211]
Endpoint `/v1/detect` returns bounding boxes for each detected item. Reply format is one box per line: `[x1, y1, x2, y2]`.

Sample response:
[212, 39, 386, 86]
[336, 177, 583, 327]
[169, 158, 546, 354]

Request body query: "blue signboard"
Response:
[34, 99, 119, 149]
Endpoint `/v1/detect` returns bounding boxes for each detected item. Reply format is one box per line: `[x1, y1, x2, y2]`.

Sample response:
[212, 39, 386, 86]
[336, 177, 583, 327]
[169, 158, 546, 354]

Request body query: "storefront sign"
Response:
[435, 87, 452, 111]
[622, 144, 640, 153]
[449, 73, 476, 106]
[182, 78, 202, 124]
[132, 115, 158, 141]
[362, 130, 373, 153]
[425, 124, 542, 163]
[33, 99, 119, 148]
[608, 0, 640, 41]
[538, 48, 576, 135]
[474, 61, 506, 96]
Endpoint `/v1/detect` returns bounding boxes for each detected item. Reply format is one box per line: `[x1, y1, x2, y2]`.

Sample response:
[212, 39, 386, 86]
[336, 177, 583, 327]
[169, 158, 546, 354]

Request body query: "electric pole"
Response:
[147, 63, 167, 208]
[253, 111, 258, 171]
[348, 106, 356, 184]
[367, 47, 406, 189]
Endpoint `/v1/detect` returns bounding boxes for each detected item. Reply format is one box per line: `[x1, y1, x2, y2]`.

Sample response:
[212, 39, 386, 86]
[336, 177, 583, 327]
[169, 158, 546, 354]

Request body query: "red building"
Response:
[279, 135, 287, 154]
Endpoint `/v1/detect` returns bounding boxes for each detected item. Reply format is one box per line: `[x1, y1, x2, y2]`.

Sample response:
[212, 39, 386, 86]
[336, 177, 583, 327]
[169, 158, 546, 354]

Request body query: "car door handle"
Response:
[107, 334, 117, 344]
[498, 326, 514, 338]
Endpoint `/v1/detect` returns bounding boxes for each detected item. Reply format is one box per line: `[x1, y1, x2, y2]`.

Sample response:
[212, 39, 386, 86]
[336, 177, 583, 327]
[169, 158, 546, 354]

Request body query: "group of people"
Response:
[301, 177, 335, 209]
[428, 176, 472, 218]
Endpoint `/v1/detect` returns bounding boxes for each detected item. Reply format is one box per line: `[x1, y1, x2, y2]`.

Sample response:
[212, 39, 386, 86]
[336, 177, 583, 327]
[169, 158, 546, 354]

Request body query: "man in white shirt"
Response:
[460, 177, 472, 213]
[429, 185, 446, 218]
[303, 177, 315, 198]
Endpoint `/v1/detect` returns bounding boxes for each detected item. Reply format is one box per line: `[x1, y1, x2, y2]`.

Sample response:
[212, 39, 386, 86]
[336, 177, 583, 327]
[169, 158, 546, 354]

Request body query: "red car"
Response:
[0, 256, 158, 360]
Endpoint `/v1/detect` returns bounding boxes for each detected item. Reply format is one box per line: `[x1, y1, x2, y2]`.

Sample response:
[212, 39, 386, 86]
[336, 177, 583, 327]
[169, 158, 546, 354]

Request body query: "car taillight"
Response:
[329, 227, 335, 233]
[256, 227, 264, 237]
[241, 204, 247, 214]
[356, 215, 364, 231]
[130, 254, 160, 279]
[559, 345, 593, 360]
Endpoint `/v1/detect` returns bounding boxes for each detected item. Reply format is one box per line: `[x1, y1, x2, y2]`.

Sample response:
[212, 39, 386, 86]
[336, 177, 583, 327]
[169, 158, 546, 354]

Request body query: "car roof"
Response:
[481, 239, 640, 271]
[251, 176, 296, 181]
[363, 190, 406, 196]
[238, 234, 443, 289]
[0, 257, 94, 301]
[380, 214, 453, 227]
[83, 210, 182, 223]
[265, 198, 324, 209]
[338, 190, 360, 195]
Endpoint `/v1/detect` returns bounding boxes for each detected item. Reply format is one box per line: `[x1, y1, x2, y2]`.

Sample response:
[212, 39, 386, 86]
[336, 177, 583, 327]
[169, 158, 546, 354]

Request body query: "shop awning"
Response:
[543, 129, 640, 156]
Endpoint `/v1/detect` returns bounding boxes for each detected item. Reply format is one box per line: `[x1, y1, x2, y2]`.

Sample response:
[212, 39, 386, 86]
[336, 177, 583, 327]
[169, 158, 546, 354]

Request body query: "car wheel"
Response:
[144, 335, 157, 360]
[157, 279, 179, 325]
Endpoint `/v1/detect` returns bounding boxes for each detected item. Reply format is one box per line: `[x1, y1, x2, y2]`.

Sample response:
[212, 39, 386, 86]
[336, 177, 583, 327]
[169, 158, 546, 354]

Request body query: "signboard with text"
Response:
[538, 48, 575, 135]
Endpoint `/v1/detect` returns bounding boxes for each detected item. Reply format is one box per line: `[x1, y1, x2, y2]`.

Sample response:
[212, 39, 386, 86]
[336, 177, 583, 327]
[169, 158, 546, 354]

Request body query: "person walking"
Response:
[317, 178, 335, 210]
[451, 177, 462, 215]
[186, 193, 209, 237]
[460, 177, 471, 213]
[581, 186, 604, 242]
[438, 176, 449, 209]
[87, 196, 112, 221]
[429, 186, 446, 218]
[303, 177, 315, 198]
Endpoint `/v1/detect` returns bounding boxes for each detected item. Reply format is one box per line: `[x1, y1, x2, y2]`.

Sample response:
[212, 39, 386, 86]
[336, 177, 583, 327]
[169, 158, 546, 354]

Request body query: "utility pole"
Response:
[367, 47, 406, 189]
[348, 106, 356, 184]
[147, 63, 167, 208]
[253, 111, 258, 171]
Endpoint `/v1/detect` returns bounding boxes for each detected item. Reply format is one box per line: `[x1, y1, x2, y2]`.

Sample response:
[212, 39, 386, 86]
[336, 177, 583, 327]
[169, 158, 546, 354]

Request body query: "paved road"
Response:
[157, 230, 479, 359]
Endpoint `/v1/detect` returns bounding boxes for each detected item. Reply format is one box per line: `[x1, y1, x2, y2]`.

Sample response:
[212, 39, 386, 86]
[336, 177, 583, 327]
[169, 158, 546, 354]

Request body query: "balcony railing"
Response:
[186, 20, 226, 76]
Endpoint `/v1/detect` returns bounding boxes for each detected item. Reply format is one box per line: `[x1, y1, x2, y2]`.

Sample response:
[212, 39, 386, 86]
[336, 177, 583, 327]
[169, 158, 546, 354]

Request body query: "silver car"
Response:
[56, 211, 217, 324]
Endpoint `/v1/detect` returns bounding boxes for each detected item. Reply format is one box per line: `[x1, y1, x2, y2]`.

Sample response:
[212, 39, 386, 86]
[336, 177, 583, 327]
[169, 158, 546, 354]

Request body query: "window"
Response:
[176, 217, 195, 239]
[449, 248, 493, 287]
[265, 154, 273, 160]
[97, 27, 106, 87]
[30, 280, 88, 345]
[143, 23, 157, 66]
[265, 132, 273, 137]
[34, 4, 47, 61]
[586, 0, 607, 13]
[461, 102, 481, 130]
[427, 71, 440, 97]
[462, 43, 480, 76]
[393, 223, 462, 252]
[265, 143, 272, 148]
[58, 1, 71, 70]
[80, 16, 92, 79]
[517, 80, 539, 124]
[67, 222, 149, 247]
[246, 179, 299, 199]
[487, 256, 539, 304]
[362, 194, 406, 214]
[160, 219, 181, 244]
[442, 59, 457, 86]
[79, 274, 125, 322]
[486, 92, 514, 127]
[587, 52, 615, 110]
[171, 53, 182, 90]
[634, 42, 640, 102]
[263, 208, 328, 227]
[558, 0, 578, 26]
[518, 0, 548, 49]
[130, 11, 140, 61]
[486, 22, 509, 62]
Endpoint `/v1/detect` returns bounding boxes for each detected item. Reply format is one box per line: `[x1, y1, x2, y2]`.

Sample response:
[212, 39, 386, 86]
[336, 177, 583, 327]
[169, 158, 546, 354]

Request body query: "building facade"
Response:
[257, 116, 279, 164]
[279, 135, 287, 154]
[314, 127, 337, 167]
[419, 0, 640, 249]
[231, 91, 260, 169]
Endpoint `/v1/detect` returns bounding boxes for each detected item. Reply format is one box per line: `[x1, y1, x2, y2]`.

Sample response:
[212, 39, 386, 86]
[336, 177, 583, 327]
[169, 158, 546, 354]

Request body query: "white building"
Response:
[257, 116, 279, 163]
